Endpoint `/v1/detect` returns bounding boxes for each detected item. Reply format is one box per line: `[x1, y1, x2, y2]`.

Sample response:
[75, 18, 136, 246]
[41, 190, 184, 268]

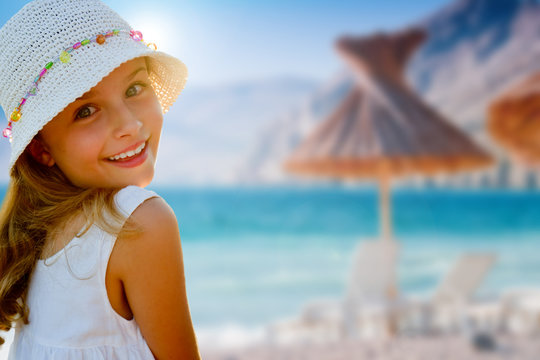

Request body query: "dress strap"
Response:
[114, 185, 158, 221]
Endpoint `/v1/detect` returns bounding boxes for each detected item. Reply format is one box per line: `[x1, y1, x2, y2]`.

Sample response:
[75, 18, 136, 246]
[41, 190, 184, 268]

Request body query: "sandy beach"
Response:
[3, 332, 540, 359]
[200, 335, 540, 360]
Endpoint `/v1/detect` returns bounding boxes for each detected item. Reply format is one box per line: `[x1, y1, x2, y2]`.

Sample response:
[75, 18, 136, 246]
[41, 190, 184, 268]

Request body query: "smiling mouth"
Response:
[108, 142, 146, 161]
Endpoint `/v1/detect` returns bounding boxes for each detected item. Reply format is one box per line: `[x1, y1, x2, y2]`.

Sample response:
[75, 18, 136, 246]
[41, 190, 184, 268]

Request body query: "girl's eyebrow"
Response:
[75, 67, 147, 101]
[126, 66, 147, 81]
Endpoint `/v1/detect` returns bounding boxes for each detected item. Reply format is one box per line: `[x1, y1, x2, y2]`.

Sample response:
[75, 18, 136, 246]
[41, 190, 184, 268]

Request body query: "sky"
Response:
[0, 0, 451, 87]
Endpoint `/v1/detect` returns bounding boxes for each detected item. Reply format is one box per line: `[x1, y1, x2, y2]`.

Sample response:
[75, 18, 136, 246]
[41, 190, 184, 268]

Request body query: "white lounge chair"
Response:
[342, 239, 403, 338]
[269, 248, 498, 344]
[268, 239, 403, 344]
[499, 287, 540, 335]
[402, 253, 498, 335]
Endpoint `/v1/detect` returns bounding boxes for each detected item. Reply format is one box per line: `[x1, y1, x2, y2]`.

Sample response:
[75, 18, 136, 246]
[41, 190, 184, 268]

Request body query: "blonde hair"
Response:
[0, 56, 154, 345]
[0, 150, 128, 345]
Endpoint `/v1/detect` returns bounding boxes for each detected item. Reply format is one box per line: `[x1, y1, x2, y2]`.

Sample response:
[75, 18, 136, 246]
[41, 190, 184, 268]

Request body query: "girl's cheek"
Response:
[140, 99, 162, 118]
[67, 124, 107, 152]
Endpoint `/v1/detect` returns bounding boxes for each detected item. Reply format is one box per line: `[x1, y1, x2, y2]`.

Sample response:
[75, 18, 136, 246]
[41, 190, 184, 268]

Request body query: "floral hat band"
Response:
[3, 29, 157, 142]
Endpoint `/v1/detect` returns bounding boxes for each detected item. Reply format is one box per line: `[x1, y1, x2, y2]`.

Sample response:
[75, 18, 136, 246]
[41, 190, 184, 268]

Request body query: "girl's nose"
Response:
[111, 102, 143, 138]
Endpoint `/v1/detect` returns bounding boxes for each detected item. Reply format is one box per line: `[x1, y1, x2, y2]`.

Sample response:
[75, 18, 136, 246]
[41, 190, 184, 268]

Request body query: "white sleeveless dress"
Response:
[8, 185, 157, 359]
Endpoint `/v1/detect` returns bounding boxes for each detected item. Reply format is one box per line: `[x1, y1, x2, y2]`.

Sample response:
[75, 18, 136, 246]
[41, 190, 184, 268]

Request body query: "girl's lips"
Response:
[105, 141, 148, 168]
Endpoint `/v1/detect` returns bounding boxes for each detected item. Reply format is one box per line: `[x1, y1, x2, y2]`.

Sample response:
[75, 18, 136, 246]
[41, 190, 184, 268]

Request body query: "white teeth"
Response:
[108, 142, 145, 161]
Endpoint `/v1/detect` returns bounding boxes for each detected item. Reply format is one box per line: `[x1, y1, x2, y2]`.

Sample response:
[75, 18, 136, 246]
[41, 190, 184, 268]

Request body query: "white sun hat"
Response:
[0, 0, 188, 170]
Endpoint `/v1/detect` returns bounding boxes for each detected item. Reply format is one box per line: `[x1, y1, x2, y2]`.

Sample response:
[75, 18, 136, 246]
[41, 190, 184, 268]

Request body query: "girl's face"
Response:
[35, 57, 163, 188]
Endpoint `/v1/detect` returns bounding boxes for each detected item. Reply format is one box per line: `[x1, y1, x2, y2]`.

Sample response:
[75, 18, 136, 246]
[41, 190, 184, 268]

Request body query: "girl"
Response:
[0, 0, 200, 359]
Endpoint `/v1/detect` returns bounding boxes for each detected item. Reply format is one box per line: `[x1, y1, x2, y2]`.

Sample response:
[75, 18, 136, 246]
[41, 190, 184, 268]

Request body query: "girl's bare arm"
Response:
[116, 197, 200, 360]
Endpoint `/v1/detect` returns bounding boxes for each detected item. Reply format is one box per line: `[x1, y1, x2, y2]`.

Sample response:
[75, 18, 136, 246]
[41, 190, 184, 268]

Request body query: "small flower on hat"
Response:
[130, 30, 143, 41]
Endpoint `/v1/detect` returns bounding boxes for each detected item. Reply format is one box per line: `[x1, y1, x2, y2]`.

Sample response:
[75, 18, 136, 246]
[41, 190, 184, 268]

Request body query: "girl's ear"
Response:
[28, 138, 55, 167]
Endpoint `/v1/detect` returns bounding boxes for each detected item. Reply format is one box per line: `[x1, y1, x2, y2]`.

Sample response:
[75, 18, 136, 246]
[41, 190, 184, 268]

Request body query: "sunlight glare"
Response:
[124, 12, 184, 56]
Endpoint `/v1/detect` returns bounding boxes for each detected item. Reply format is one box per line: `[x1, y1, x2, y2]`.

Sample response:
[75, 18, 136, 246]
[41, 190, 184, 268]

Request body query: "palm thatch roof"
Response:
[489, 71, 540, 164]
[285, 28, 493, 179]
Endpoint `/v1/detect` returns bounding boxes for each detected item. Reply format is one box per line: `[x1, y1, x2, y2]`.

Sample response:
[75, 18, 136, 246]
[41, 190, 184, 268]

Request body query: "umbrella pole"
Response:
[379, 175, 399, 336]
[379, 176, 392, 241]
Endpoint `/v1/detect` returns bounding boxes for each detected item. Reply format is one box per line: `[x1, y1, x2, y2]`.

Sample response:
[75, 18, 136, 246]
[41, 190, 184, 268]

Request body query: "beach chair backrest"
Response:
[345, 239, 399, 304]
[433, 253, 496, 303]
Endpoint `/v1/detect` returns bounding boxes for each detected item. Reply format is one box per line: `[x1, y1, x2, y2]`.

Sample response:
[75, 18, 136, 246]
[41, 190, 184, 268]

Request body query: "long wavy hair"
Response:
[0, 56, 154, 346]
[0, 149, 129, 345]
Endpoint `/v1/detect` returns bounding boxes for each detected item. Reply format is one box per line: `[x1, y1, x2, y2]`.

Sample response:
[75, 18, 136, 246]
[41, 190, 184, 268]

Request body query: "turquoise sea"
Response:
[3, 186, 540, 341]
[147, 186, 540, 334]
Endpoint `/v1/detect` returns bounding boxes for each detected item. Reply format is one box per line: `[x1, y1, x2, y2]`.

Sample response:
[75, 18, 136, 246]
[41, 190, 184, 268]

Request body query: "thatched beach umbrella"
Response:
[488, 71, 540, 164]
[285, 28, 493, 242]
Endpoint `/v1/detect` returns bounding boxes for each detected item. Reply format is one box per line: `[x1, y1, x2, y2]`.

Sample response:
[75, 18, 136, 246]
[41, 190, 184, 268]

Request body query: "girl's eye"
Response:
[126, 83, 146, 97]
[75, 105, 97, 120]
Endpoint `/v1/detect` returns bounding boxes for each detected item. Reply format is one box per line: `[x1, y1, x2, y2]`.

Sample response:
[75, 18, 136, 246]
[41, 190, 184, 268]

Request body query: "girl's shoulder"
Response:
[114, 185, 179, 244]
[111, 184, 180, 279]
[114, 185, 160, 217]
[113, 185, 177, 237]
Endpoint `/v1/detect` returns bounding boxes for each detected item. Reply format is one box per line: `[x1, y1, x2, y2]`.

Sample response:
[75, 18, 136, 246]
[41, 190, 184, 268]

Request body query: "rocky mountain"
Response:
[239, 0, 540, 188]
[409, 0, 540, 132]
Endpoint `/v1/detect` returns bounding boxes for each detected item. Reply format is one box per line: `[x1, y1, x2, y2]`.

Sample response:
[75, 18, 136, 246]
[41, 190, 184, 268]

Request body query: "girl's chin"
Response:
[114, 174, 154, 189]
[71, 170, 155, 189]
